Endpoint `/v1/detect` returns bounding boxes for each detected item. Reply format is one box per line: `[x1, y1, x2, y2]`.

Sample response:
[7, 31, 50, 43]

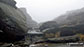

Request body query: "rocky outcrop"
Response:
[19, 8, 38, 28]
[0, 0, 16, 8]
[0, 0, 28, 43]
[39, 21, 59, 31]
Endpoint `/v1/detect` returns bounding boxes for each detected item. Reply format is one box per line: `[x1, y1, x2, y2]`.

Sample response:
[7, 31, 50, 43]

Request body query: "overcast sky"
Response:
[15, 0, 84, 23]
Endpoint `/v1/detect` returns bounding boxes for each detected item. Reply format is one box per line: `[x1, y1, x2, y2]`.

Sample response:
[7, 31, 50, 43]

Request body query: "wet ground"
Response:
[29, 43, 84, 47]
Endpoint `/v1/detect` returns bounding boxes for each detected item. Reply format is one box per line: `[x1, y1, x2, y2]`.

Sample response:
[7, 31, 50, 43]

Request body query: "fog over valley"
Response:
[0, 0, 84, 47]
[15, 0, 84, 23]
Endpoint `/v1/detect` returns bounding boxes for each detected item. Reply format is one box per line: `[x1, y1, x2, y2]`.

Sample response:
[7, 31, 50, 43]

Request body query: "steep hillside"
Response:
[40, 8, 84, 37]
[54, 8, 84, 36]
[19, 8, 38, 28]
[54, 8, 84, 25]
[0, 0, 28, 42]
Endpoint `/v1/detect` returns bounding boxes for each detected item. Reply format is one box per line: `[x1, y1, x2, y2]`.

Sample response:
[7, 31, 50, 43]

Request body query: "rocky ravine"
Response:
[39, 7, 84, 37]
[19, 8, 38, 28]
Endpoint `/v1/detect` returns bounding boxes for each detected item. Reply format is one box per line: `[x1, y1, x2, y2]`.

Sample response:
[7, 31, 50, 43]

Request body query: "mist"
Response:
[15, 0, 84, 23]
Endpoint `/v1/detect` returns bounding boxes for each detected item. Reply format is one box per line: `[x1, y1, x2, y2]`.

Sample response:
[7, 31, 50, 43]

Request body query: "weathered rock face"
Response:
[0, 0, 16, 8]
[0, 0, 28, 43]
[19, 8, 38, 28]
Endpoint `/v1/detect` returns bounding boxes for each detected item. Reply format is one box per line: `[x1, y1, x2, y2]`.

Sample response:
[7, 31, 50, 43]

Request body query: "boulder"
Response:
[0, 0, 28, 43]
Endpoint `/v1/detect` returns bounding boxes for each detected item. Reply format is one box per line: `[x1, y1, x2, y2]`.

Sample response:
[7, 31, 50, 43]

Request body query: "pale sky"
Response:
[15, 0, 84, 23]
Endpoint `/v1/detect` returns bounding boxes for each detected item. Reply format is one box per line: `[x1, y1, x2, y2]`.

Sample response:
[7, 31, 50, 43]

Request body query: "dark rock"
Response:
[39, 21, 58, 31]
[0, 0, 28, 43]
[0, 0, 17, 8]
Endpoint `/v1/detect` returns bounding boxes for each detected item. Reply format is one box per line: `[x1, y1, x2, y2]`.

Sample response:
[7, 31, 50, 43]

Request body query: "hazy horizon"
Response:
[15, 0, 84, 23]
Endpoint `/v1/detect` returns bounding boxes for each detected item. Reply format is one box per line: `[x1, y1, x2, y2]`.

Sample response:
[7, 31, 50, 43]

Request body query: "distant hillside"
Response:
[19, 8, 38, 28]
[39, 8, 84, 37]
[54, 8, 84, 25]
[39, 21, 59, 31]
[54, 8, 84, 36]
